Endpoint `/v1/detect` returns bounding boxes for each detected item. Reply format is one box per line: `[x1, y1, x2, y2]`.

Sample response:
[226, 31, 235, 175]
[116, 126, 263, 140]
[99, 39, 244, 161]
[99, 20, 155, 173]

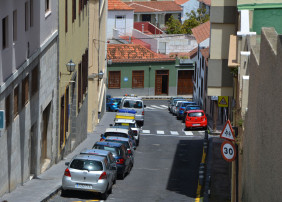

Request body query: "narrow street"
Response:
[49, 100, 205, 202]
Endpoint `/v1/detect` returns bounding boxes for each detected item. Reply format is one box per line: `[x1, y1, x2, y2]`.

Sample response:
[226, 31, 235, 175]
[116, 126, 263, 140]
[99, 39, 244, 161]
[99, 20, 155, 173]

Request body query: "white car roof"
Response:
[114, 119, 136, 124]
[105, 127, 129, 133]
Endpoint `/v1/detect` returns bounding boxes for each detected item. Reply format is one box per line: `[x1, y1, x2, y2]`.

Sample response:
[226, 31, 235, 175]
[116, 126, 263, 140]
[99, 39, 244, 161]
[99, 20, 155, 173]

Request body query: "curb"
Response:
[41, 186, 62, 202]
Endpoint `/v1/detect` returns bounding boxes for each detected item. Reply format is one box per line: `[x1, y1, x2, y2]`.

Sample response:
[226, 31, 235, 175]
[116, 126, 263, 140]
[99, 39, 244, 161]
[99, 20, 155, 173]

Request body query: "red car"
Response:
[185, 110, 207, 130]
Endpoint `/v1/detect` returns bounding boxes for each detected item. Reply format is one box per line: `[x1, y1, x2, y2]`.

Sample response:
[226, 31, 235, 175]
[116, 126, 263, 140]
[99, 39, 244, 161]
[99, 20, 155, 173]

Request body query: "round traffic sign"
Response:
[221, 141, 236, 162]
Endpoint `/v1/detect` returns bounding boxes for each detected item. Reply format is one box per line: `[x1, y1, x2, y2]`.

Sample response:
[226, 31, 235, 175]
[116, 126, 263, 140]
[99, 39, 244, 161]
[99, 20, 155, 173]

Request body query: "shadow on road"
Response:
[166, 139, 203, 198]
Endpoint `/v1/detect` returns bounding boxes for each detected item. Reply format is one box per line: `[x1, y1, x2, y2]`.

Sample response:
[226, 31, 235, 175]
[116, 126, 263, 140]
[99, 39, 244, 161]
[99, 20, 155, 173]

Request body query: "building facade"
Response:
[0, 0, 58, 196]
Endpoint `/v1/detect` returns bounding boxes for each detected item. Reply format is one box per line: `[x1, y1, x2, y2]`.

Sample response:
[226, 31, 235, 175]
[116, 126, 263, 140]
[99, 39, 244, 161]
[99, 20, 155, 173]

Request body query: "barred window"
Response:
[132, 71, 144, 88]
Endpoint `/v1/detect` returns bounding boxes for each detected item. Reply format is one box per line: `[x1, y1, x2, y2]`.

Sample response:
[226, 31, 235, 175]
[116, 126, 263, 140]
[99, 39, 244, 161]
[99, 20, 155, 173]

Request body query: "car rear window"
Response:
[93, 145, 120, 156]
[105, 132, 128, 138]
[123, 100, 143, 109]
[106, 139, 130, 148]
[70, 159, 103, 171]
[182, 102, 197, 107]
[188, 112, 204, 117]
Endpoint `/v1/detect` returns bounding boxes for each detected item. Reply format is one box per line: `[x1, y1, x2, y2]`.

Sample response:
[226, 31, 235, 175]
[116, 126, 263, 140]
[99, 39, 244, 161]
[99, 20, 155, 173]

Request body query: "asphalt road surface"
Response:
[49, 100, 204, 202]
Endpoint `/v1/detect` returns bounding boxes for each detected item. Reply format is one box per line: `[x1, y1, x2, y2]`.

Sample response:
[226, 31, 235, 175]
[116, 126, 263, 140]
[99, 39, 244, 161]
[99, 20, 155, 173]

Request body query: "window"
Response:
[5, 95, 11, 127]
[72, 0, 76, 23]
[79, 0, 83, 14]
[132, 71, 144, 88]
[45, 0, 50, 13]
[13, 10, 17, 41]
[22, 75, 29, 106]
[108, 71, 121, 89]
[78, 63, 82, 106]
[25, 2, 29, 31]
[14, 86, 19, 118]
[65, 0, 68, 32]
[31, 66, 38, 95]
[2, 16, 8, 49]
[30, 0, 33, 27]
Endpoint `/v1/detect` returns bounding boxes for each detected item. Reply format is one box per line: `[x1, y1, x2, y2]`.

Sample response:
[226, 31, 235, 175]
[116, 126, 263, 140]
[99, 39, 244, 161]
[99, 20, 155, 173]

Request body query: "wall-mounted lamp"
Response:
[88, 70, 104, 80]
[107, 58, 112, 66]
[66, 60, 76, 74]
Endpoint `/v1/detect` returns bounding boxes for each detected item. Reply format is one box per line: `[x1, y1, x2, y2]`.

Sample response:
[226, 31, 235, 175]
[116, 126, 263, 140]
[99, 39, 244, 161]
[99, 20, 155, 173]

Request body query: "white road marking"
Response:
[145, 107, 154, 110]
[157, 130, 165, 134]
[185, 131, 193, 136]
[142, 130, 150, 134]
[151, 105, 165, 109]
[170, 131, 179, 135]
[160, 105, 168, 108]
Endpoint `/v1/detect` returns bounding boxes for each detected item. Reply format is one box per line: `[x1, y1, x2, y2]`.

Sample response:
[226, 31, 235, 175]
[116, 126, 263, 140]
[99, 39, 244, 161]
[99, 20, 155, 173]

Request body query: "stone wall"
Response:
[242, 27, 282, 201]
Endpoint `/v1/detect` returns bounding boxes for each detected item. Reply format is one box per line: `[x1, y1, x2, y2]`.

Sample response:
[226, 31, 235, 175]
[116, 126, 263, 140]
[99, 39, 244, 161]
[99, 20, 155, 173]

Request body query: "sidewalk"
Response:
[206, 114, 224, 136]
[0, 112, 115, 202]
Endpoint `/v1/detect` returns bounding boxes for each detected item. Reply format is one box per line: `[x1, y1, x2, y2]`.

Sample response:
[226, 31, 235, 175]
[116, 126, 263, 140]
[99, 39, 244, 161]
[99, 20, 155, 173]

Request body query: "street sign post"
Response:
[221, 141, 236, 162]
[0, 110, 4, 130]
[220, 120, 235, 141]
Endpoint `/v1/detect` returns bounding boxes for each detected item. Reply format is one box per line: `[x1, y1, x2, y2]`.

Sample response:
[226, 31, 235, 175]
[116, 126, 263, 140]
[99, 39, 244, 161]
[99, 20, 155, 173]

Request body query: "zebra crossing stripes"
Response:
[145, 105, 168, 110]
[141, 130, 205, 136]
[157, 130, 165, 135]
[170, 131, 179, 135]
[184, 131, 193, 136]
[142, 130, 151, 134]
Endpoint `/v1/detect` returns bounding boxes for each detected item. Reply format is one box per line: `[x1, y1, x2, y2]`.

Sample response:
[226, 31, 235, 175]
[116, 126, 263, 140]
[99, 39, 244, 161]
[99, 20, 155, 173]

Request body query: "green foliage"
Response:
[165, 8, 210, 34]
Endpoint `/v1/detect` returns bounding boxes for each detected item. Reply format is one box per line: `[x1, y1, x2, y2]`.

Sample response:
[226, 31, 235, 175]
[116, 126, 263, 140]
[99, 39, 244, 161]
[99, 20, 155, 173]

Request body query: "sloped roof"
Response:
[125, 1, 182, 13]
[175, 0, 191, 5]
[198, 0, 211, 6]
[108, 0, 134, 11]
[191, 21, 210, 44]
[169, 47, 198, 59]
[200, 47, 209, 65]
[107, 44, 175, 63]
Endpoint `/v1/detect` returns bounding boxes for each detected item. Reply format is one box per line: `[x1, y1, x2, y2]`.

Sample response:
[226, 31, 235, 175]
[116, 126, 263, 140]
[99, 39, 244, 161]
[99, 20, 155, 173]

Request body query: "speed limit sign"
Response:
[221, 141, 236, 162]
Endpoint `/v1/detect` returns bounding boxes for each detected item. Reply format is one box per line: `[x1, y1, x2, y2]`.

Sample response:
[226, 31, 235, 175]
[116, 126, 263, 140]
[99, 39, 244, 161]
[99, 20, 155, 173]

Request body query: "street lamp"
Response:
[66, 60, 76, 74]
[107, 58, 112, 66]
[88, 70, 104, 80]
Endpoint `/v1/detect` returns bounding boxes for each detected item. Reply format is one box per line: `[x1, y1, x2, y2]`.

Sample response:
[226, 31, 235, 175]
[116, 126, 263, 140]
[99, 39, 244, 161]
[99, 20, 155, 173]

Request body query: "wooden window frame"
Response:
[13, 10, 17, 42]
[14, 86, 19, 118]
[25, 2, 29, 31]
[31, 66, 38, 96]
[72, 0, 76, 23]
[65, 0, 68, 32]
[22, 75, 29, 106]
[5, 95, 11, 127]
[2, 16, 8, 49]
[108, 71, 121, 89]
[132, 70, 144, 88]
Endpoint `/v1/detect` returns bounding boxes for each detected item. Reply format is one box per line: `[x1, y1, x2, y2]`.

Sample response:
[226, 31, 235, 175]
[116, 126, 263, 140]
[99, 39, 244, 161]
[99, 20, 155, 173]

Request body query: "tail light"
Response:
[179, 108, 184, 111]
[111, 103, 115, 106]
[64, 168, 71, 177]
[99, 171, 107, 180]
[116, 158, 125, 164]
[142, 111, 144, 115]
[100, 138, 104, 141]
[127, 149, 132, 155]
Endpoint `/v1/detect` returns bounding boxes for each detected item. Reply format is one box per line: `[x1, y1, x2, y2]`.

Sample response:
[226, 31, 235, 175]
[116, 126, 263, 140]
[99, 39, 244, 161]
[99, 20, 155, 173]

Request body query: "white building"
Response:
[175, 0, 200, 23]
[0, 0, 58, 196]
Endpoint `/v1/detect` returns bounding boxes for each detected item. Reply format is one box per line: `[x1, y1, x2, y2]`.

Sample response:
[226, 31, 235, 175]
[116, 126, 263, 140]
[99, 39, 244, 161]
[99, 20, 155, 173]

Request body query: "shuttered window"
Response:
[22, 75, 29, 106]
[72, 0, 76, 23]
[31, 66, 38, 96]
[14, 86, 19, 118]
[132, 71, 144, 88]
[5, 95, 11, 127]
[108, 71, 121, 89]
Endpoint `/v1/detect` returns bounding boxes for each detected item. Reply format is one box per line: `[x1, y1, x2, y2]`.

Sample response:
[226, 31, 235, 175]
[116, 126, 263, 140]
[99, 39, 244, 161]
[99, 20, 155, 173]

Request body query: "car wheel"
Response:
[108, 185, 113, 194]
[100, 185, 109, 200]
[118, 173, 125, 180]
[61, 189, 69, 197]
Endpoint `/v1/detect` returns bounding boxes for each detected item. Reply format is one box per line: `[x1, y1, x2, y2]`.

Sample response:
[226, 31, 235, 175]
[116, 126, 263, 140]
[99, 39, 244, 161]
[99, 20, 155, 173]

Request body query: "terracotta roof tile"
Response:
[120, 36, 151, 50]
[200, 47, 209, 65]
[175, 0, 191, 5]
[107, 44, 175, 63]
[191, 21, 210, 44]
[108, 0, 134, 11]
[169, 47, 198, 59]
[198, 0, 211, 6]
[125, 1, 182, 13]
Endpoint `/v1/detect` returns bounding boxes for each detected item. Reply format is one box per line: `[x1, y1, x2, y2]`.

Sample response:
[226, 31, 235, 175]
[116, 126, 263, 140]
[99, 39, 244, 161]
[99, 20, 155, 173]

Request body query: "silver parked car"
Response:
[62, 154, 115, 200]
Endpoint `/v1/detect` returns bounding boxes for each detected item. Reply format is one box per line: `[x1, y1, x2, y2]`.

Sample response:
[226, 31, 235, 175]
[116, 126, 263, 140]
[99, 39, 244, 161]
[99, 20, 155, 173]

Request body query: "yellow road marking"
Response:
[195, 148, 206, 200]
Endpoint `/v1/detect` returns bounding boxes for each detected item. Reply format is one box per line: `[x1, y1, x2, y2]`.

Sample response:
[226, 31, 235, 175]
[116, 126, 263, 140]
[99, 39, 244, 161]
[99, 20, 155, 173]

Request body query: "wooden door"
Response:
[155, 70, 169, 95]
[155, 75, 162, 95]
[177, 70, 193, 95]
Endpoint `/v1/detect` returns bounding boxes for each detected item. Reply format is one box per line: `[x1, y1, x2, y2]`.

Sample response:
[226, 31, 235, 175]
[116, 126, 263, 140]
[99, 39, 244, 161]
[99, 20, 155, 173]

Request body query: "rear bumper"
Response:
[185, 121, 207, 129]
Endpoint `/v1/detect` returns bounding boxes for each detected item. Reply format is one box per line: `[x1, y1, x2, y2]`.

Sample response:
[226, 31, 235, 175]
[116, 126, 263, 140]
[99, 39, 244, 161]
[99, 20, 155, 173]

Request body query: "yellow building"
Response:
[58, 0, 89, 158]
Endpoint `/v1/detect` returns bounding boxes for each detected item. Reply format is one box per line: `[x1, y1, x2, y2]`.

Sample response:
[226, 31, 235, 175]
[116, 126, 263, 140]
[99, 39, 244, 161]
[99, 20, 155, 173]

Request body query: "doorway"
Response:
[155, 70, 169, 95]
[29, 124, 37, 178]
[41, 103, 51, 172]
[177, 70, 193, 95]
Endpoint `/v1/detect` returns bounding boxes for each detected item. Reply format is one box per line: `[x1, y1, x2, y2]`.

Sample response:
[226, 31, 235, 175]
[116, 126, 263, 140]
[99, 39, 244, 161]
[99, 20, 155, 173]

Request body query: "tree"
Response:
[165, 16, 182, 34]
[165, 8, 210, 34]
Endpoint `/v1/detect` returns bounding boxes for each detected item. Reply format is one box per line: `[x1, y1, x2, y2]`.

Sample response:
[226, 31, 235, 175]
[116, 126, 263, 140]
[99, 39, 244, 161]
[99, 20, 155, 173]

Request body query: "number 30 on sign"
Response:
[221, 141, 236, 162]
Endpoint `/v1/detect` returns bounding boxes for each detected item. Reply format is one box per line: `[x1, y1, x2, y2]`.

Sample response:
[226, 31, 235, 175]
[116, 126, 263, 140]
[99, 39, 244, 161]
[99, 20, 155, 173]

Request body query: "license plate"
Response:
[193, 124, 200, 126]
[75, 184, 92, 189]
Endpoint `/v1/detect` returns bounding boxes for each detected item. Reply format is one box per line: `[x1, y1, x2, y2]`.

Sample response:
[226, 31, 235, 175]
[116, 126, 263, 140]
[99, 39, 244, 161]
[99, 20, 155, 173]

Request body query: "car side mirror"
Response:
[133, 146, 136, 150]
[65, 162, 70, 166]
[109, 124, 113, 127]
[100, 134, 103, 137]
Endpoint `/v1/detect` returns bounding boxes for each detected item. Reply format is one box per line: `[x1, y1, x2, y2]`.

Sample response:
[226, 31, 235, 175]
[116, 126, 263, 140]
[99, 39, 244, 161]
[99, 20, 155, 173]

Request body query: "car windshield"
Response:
[105, 139, 130, 148]
[112, 99, 121, 103]
[70, 159, 103, 171]
[182, 102, 197, 107]
[105, 132, 128, 138]
[188, 112, 204, 117]
[123, 100, 143, 108]
[93, 145, 120, 156]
